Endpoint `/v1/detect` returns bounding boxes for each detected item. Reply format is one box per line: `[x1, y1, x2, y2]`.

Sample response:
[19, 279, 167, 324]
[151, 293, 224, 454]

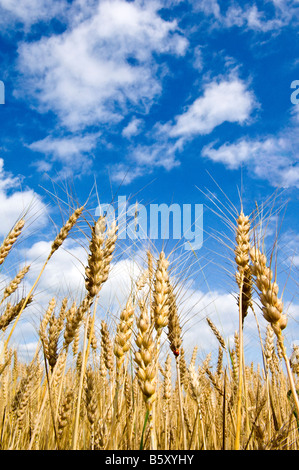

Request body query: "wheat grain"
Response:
[134, 307, 158, 449]
[85, 217, 118, 298]
[2, 265, 30, 301]
[235, 212, 252, 325]
[0, 296, 33, 332]
[57, 387, 73, 441]
[206, 317, 226, 349]
[167, 282, 182, 356]
[250, 247, 287, 337]
[0, 219, 25, 266]
[50, 206, 84, 257]
[114, 296, 135, 372]
[153, 251, 170, 337]
[100, 320, 115, 378]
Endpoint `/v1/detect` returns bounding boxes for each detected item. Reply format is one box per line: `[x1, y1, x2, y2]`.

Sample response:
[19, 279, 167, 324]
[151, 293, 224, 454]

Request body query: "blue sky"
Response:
[0, 0, 298, 362]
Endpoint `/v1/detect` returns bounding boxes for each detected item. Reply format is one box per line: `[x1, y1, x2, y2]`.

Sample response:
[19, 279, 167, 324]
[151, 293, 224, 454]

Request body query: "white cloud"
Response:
[21, 236, 145, 315]
[109, 77, 256, 185]
[0, 0, 66, 29]
[193, 0, 221, 19]
[28, 133, 100, 176]
[168, 78, 255, 138]
[7, 244, 146, 358]
[122, 117, 144, 139]
[192, 45, 204, 71]
[178, 277, 299, 363]
[0, 158, 47, 238]
[202, 134, 299, 188]
[224, 4, 284, 32]
[202, 139, 253, 169]
[132, 141, 181, 170]
[278, 231, 299, 271]
[99, 258, 143, 314]
[23, 239, 86, 301]
[192, 0, 298, 31]
[3, 211, 298, 363]
[110, 139, 181, 185]
[109, 163, 146, 186]
[16, 0, 188, 131]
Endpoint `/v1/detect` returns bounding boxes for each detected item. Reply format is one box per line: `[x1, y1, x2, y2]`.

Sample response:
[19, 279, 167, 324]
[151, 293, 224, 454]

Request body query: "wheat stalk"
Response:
[3, 206, 84, 353]
[134, 306, 158, 450]
[234, 211, 252, 450]
[250, 246, 299, 419]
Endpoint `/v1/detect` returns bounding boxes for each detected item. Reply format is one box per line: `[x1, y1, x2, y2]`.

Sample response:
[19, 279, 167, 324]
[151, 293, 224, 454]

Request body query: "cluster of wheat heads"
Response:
[0, 202, 298, 450]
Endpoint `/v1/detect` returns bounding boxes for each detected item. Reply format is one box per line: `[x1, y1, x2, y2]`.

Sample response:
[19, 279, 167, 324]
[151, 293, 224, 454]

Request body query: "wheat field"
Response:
[0, 195, 298, 451]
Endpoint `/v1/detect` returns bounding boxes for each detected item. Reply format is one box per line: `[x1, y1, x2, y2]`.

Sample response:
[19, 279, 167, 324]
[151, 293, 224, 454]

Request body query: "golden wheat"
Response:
[0, 197, 297, 451]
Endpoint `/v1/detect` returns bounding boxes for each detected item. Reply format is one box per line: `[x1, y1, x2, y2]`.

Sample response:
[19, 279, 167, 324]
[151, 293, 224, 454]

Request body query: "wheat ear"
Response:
[188, 361, 207, 450]
[250, 246, 299, 418]
[0, 296, 33, 332]
[167, 282, 182, 356]
[162, 354, 172, 449]
[235, 212, 252, 325]
[134, 307, 158, 450]
[1, 265, 30, 303]
[152, 251, 170, 339]
[85, 216, 118, 298]
[4, 206, 84, 352]
[50, 206, 84, 257]
[0, 219, 25, 266]
[166, 281, 187, 448]
[114, 296, 135, 373]
[72, 215, 119, 449]
[234, 211, 252, 450]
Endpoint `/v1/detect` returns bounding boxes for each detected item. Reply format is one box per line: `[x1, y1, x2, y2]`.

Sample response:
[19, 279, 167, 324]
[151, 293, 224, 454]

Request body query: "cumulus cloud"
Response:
[109, 163, 146, 186]
[23, 239, 86, 300]
[224, 4, 284, 32]
[28, 133, 101, 176]
[122, 117, 144, 139]
[109, 138, 182, 185]
[0, 158, 47, 238]
[8, 244, 147, 359]
[192, 0, 299, 32]
[110, 76, 255, 184]
[278, 230, 299, 272]
[202, 134, 299, 188]
[168, 78, 255, 138]
[16, 0, 188, 132]
[0, 0, 66, 30]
